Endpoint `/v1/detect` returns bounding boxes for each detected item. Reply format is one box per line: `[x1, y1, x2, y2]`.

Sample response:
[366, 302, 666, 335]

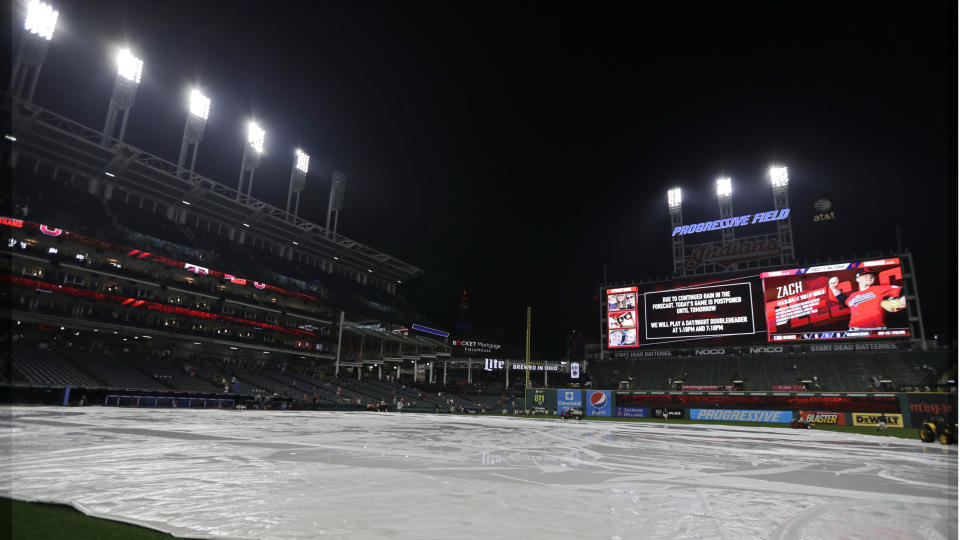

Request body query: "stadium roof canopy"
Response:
[4, 96, 424, 285]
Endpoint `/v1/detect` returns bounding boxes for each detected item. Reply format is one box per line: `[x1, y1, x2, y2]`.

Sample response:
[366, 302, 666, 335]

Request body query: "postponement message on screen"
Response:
[644, 282, 755, 340]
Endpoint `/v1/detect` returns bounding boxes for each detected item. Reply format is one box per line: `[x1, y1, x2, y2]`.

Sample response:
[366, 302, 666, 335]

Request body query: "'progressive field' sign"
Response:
[689, 409, 792, 423]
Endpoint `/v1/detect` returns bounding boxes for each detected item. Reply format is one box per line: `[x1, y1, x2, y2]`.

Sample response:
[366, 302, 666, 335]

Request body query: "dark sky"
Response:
[16, 0, 957, 356]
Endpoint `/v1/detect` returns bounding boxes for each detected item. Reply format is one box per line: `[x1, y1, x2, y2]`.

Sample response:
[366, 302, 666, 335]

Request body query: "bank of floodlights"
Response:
[667, 187, 682, 210]
[178, 88, 211, 179]
[287, 148, 310, 220]
[189, 88, 211, 121]
[295, 148, 310, 173]
[11, 0, 59, 101]
[116, 48, 143, 84]
[237, 121, 265, 202]
[769, 166, 789, 189]
[24, 0, 58, 40]
[101, 48, 144, 146]
[715, 177, 732, 198]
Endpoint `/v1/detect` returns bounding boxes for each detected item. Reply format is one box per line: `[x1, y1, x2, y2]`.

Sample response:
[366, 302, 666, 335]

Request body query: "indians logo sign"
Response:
[684, 237, 782, 271]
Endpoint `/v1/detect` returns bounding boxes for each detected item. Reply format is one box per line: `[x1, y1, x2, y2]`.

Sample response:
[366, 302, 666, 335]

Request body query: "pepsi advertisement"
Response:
[585, 391, 612, 417]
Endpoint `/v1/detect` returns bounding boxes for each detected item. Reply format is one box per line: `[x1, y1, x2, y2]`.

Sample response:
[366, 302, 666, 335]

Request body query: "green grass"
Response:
[1, 498, 186, 540]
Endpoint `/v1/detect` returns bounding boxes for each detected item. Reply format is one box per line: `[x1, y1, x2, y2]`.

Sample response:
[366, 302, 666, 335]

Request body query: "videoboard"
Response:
[761, 258, 909, 341]
[604, 258, 910, 350]
[606, 279, 759, 348]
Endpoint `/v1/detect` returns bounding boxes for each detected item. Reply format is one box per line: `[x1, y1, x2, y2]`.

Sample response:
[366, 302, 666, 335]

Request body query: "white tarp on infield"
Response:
[0, 406, 956, 539]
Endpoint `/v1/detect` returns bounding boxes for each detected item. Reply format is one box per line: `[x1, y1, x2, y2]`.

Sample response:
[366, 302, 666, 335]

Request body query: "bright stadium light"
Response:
[295, 148, 310, 173]
[24, 0, 58, 40]
[770, 166, 789, 188]
[248, 121, 265, 153]
[116, 48, 143, 84]
[667, 187, 682, 209]
[716, 177, 732, 198]
[189, 88, 210, 120]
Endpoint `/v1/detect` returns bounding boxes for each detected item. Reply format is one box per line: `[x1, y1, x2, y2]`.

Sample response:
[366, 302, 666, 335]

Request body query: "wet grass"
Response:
[1, 498, 187, 540]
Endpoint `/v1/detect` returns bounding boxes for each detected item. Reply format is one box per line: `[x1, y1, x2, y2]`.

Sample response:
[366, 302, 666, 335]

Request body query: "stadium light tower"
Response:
[667, 187, 684, 276]
[177, 88, 211, 179]
[237, 121, 265, 203]
[716, 177, 735, 244]
[101, 48, 144, 147]
[286, 148, 309, 220]
[11, 0, 59, 102]
[769, 165, 795, 263]
[325, 170, 347, 238]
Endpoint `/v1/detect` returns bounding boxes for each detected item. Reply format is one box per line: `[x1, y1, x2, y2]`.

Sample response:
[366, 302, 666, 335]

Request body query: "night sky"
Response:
[13, 1, 957, 357]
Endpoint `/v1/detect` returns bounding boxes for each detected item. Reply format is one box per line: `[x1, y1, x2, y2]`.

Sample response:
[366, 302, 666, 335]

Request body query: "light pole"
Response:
[325, 170, 346, 238]
[11, 0, 58, 102]
[101, 48, 143, 146]
[716, 177, 734, 243]
[178, 88, 210, 179]
[237, 121, 264, 202]
[286, 148, 309, 220]
[769, 166, 795, 264]
[668, 187, 683, 276]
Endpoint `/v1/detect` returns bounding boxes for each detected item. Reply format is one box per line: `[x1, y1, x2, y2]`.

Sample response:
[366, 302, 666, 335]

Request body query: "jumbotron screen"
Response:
[761, 258, 909, 341]
[606, 280, 757, 348]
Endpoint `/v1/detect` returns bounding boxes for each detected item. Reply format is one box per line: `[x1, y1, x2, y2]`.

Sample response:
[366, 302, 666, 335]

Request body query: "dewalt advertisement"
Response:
[852, 412, 903, 427]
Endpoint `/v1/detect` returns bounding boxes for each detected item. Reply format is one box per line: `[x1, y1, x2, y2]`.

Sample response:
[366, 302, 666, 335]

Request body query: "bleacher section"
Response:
[11, 346, 102, 387]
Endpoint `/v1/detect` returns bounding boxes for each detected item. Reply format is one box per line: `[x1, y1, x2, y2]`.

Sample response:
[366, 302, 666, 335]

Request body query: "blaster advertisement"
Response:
[761, 259, 909, 342]
[799, 411, 847, 426]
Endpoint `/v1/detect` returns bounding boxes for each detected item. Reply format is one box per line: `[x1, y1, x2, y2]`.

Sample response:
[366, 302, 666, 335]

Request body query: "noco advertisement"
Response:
[605, 258, 910, 350]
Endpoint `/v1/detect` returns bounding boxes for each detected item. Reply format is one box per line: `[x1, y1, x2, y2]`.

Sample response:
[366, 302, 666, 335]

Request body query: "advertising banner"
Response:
[772, 385, 804, 391]
[585, 390, 612, 417]
[800, 411, 847, 425]
[556, 390, 583, 414]
[682, 385, 734, 391]
[652, 407, 684, 419]
[761, 259, 910, 342]
[906, 393, 958, 426]
[851, 412, 904, 427]
[527, 389, 557, 414]
[615, 406, 649, 418]
[690, 409, 792, 423]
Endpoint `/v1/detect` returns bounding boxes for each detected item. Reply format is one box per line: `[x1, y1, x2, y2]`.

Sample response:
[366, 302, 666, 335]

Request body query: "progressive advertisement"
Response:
[688, 409, 793, 423]
[761, 259, 910, 342]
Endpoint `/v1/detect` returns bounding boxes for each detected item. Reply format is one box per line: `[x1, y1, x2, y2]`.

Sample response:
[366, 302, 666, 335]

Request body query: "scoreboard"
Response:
[605, 258, 909, 350]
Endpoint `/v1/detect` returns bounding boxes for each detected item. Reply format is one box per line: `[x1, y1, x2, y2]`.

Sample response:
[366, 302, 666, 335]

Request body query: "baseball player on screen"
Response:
[827, 268, 906, 330]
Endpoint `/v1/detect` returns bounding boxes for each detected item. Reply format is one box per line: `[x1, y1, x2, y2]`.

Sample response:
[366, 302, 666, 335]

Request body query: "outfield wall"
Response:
[524, 389, 956, 428]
